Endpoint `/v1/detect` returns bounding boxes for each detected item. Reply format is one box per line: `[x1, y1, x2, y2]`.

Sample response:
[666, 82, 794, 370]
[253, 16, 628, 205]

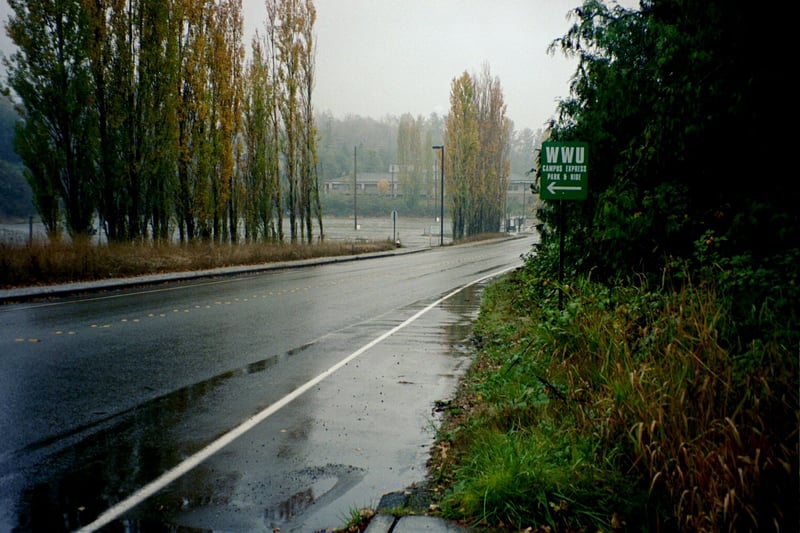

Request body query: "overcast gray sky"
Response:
[0, 0, 636, 132]
[307, 0, 585, 131]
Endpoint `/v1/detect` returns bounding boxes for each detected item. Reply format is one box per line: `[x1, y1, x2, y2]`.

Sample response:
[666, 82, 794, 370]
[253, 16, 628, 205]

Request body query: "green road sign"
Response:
[540, 141, 588, 200]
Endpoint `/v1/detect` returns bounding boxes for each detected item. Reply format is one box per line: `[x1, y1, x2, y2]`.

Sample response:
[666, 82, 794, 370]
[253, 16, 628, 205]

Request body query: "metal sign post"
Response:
[539, 141, 589, 309]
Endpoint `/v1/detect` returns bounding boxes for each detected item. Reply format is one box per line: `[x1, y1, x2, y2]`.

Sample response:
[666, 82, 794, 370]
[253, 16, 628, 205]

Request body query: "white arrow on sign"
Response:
[547, 181, 583, 195]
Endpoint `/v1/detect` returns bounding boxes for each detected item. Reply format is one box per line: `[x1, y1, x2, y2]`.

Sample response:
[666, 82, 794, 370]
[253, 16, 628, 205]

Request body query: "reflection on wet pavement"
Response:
[264, 465, 365, 529]
[2, 345, 315, 531]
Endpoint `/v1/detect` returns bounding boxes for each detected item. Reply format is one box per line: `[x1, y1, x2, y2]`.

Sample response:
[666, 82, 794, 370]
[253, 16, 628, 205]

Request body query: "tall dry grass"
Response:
[552, 280, 798, 532]
[0, 238, 395, 288]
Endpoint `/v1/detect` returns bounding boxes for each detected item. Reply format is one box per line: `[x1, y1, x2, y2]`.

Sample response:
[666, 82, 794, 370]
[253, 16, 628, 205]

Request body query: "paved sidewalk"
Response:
[366, 513, 470, 532]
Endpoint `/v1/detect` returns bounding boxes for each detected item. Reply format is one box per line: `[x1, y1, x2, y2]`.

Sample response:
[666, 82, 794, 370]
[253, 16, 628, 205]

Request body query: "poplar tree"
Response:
[268, 0, 297, 242]
[12, 109, 61, 239]
[242, 35, 274, 241]
[84, 0, 123, 241]
[7, 0, 315, 245]
[137, 0, 180, 241]
[474, 65, 511, 234]
[225, 0, 245, 244]
[396, 114, 414, 200]
[6, 0, 98, 239]
[206, 2, 224, 242]
[444, 67, 510, 239]
[264, 0, 284, 242]
[175, 0, 213, 242]
[206, 0, 243, 243]
[83, 0, 182, 242]
[445, 72, 478, 240]
[266, 0, 317, 243]
[298, 0, 320, 243]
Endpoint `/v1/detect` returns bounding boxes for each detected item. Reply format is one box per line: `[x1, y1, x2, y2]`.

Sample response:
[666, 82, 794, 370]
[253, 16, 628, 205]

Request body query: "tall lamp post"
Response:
[432, 145, 444, 245]
[353, 146, 358, 230]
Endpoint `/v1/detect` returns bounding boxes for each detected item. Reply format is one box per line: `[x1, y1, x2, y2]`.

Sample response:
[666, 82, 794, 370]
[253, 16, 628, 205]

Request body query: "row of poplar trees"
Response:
[4, 0, 320, 244]
[444, 65, 511, 240]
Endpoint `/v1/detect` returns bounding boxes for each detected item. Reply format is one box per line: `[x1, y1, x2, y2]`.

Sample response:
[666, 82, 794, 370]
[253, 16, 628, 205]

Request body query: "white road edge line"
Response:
[75, 264, 518, 532]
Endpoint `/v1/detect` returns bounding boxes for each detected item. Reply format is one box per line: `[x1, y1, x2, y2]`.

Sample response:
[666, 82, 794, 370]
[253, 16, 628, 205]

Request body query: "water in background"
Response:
[0, 216, 451, 248]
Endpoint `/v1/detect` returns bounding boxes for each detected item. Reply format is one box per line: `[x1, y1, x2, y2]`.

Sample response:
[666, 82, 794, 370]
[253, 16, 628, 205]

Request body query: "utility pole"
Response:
[353, 146, 357, 230]
[389, 164, 398, 198]
[432, 145, 444, 245]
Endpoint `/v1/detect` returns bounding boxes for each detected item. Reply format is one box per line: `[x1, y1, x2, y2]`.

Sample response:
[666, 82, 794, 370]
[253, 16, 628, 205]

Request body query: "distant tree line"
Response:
[314, 110, 540, 222]
[3, 0, 319, 244]
[316, 112, 402, 180]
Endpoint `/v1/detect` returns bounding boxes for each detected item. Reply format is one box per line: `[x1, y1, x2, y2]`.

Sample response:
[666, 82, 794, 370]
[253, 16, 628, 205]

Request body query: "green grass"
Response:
[334, 504, 376, 532]
[426, 262, 799, 532]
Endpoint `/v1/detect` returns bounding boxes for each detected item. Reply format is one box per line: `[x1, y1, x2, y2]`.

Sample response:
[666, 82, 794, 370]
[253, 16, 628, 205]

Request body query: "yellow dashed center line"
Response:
[22, 284, 312, 341]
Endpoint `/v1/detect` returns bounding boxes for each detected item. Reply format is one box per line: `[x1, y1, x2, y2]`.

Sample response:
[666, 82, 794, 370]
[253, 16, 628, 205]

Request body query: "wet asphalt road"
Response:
[0, 235, 534, 532]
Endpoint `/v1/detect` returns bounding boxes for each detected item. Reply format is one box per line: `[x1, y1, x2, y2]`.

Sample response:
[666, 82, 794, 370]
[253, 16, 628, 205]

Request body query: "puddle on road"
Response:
[442, 282, 484, 352]
[262, 464, 365, 529]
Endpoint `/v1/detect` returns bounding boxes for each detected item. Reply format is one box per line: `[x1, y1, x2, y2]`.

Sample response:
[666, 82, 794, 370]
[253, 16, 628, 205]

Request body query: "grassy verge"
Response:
[425, 260, 798, 532]
[0, 238, 396, 289]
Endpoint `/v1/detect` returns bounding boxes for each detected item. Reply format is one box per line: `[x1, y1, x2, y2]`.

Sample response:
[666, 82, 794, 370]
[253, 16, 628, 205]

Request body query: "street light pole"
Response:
[353, 146, 358, 230]
[432, 145, 444, 245]
[504, 178, 507, 232]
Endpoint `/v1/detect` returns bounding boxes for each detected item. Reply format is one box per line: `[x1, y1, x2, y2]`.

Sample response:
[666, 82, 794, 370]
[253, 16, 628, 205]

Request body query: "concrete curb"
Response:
[363, 491, 472, 532]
